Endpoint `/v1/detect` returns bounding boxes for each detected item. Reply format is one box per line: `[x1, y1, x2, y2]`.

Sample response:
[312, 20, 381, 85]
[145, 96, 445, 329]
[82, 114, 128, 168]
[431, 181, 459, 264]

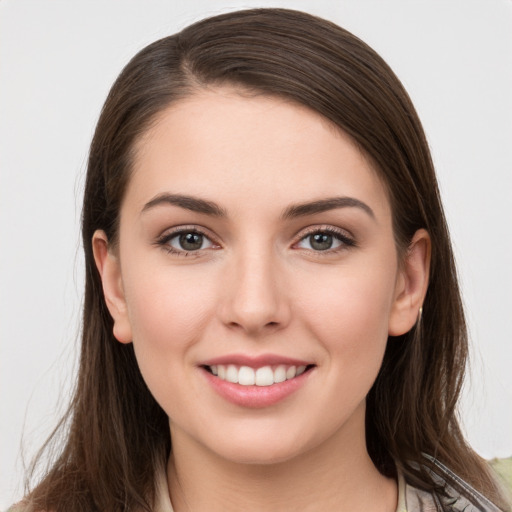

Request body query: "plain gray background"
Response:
[1, 0, 511, 507]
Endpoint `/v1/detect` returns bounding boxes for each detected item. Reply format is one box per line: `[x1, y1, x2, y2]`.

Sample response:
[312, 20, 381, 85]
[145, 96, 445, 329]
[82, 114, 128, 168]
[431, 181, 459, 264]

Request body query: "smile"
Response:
[205, 364, 309, 386]
[200, 355, 315, 408]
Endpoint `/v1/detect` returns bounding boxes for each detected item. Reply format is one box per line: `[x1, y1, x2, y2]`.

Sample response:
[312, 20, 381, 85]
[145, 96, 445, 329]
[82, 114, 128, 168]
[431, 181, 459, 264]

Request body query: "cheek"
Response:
[125, 263, 217, 334]
[295, 261, 397, 360]
[121, 265, 218, 371]
[121, 265, 220, 415]
[305, 265, 395, 318]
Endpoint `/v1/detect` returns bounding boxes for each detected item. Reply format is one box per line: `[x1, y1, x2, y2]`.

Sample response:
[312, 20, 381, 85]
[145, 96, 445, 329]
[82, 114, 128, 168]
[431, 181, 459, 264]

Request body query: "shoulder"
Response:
[490, 457, 512, 498]
[402, 455, 505, 512]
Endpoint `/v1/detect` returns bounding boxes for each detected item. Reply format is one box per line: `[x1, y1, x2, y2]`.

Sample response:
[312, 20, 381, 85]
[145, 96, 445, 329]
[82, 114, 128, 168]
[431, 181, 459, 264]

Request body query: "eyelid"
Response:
[292, 225, 356, 251]
[155, 225, 221, 255]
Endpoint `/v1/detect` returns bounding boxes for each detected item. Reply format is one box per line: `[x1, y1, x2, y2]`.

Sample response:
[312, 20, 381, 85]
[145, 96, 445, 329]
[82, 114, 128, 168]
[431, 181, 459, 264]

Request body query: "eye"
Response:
[157, 228, 217, 254]
[170, 232, 212, 251]
[295, 229, 355, 252]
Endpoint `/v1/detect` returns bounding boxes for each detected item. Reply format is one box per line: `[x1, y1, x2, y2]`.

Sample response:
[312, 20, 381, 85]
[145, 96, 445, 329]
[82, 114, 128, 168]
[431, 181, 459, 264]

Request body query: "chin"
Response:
[204, 425, 317, 466]
[221, 445, 304, 466]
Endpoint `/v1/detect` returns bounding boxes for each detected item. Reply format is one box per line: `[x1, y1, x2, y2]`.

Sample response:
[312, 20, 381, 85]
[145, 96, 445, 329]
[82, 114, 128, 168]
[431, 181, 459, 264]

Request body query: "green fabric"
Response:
[490, 457, 512, 496]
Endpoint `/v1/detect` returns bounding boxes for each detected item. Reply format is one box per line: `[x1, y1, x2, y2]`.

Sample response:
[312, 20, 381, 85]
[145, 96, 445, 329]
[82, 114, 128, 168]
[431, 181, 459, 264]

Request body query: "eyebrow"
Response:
[142, 193, 227, 217]
[282, 197, 375, 220]
[141, 193, 374, 220]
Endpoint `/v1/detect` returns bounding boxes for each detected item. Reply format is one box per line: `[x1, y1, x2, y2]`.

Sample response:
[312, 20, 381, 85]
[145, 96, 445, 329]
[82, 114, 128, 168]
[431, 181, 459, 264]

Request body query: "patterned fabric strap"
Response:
[404, 454, 504, 512]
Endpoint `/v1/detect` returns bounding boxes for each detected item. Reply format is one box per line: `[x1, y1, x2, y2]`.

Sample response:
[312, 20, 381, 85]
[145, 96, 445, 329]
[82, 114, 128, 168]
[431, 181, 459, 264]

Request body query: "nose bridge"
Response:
[220, 238, 289, 335]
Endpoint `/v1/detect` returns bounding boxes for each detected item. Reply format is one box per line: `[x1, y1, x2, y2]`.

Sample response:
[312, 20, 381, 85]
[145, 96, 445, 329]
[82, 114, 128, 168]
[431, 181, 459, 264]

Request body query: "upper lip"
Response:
[200, 353, 314, 368]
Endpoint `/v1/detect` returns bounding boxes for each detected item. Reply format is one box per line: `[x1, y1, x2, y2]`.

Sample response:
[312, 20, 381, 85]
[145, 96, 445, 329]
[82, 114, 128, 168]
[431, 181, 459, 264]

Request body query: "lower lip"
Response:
[201, 367, 313, 408]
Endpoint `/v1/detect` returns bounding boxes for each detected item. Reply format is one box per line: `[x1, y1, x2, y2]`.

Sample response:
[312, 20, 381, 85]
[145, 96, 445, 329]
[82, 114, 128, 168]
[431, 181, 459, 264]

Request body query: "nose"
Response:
[218, 247, 291, 336]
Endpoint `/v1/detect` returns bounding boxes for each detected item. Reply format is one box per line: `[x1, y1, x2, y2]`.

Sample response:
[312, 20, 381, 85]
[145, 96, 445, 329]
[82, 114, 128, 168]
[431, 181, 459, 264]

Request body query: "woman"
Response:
[17, 8, 509, 512]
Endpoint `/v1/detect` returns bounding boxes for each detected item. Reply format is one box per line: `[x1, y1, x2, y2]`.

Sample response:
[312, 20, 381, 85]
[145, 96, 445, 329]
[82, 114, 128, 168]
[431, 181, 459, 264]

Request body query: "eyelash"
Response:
[154, 225, 356, 257]
[155, 226, 219, 257]
[293, 226, 356, 254]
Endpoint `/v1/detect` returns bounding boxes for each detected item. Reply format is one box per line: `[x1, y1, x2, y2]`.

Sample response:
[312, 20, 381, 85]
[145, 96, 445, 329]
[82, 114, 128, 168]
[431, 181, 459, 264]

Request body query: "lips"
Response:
[199, 354, 315, 407]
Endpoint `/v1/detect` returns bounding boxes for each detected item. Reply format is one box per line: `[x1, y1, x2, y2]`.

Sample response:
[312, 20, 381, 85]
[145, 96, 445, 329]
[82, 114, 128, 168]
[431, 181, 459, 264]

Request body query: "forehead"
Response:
[126, 88, 391, 220]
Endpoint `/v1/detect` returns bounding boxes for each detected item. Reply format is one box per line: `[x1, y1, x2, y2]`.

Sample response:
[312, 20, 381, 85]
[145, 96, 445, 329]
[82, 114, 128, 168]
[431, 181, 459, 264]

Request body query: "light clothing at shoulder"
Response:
[153, 458, 503, 512]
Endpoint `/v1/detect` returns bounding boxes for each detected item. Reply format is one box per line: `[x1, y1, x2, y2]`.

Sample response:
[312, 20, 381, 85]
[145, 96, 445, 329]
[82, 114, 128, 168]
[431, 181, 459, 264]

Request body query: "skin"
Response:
[93, 88, 430, 511]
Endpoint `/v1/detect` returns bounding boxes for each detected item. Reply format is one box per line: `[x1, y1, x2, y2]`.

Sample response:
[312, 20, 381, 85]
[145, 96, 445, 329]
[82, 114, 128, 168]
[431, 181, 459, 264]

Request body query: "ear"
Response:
[388, 229, 431, 336]
[92, 230, 132, 344]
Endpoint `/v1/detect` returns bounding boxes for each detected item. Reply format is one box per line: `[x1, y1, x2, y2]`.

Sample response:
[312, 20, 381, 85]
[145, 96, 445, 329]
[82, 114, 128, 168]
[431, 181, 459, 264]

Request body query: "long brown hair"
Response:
[24, 8, 507, 511]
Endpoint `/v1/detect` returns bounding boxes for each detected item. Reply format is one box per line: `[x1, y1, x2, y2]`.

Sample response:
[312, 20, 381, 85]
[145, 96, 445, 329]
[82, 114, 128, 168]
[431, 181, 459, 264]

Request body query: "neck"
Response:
[167, 408, 397, 512]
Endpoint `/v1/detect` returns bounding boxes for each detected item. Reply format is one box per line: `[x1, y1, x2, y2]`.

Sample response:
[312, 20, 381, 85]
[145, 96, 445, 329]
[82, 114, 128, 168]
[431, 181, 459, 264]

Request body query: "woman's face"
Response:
[95, 88, 425, 465]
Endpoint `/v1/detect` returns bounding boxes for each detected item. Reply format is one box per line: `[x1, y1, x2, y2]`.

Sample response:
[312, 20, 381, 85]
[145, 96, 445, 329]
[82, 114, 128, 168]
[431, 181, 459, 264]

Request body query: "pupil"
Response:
[311, 233, 332, 251]
[179, 233, 203, 250]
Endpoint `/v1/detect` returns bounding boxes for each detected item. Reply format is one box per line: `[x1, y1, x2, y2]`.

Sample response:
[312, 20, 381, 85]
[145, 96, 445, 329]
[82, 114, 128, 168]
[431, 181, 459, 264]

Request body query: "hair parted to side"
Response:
[23, 8, 507, 512]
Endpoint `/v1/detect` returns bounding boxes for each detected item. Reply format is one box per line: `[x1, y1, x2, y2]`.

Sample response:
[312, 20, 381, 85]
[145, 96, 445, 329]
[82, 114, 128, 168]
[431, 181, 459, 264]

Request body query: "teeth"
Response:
[238, 366, 255, 385]
[209, 364, 309, 386]
[255, 366, 274, 386]
[274, 365, 287, 383]
[226, 364, 238, 384]
[286, 366, 297, 379]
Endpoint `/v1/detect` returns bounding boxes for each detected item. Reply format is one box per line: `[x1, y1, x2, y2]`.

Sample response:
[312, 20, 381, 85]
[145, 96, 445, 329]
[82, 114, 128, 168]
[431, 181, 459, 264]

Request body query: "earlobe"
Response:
[388, 229, 431, 336]
[92, 230, 133, 344]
